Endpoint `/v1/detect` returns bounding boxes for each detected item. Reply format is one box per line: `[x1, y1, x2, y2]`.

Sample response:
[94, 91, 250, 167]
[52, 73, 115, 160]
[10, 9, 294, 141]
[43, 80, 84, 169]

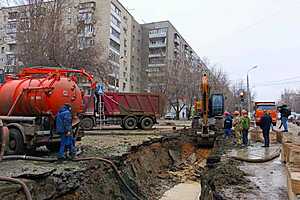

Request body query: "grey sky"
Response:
[119, 0, 300, 101]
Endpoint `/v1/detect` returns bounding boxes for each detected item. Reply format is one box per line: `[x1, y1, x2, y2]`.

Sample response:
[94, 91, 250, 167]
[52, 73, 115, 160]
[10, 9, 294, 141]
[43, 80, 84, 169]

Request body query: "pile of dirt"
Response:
[200, 159, 252, 200]
[208, 159, 249, 187]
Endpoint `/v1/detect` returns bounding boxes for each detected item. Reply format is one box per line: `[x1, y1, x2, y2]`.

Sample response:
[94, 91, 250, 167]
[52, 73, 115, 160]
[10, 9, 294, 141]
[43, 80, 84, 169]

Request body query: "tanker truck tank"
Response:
[0, 75, 83, 117]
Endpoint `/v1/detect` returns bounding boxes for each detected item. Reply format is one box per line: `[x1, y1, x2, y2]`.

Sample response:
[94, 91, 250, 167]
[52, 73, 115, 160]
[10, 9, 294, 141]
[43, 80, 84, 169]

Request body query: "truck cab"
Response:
[255, 102, 277, 126]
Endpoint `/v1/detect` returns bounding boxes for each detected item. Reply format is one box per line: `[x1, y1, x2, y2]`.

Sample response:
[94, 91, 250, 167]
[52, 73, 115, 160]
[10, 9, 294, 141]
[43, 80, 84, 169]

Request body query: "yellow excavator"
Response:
[192, 73, 224, 148]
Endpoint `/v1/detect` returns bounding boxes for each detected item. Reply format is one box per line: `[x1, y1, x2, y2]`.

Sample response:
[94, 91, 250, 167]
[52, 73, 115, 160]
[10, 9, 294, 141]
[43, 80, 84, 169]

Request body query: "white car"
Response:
[164, 112, 176, 120]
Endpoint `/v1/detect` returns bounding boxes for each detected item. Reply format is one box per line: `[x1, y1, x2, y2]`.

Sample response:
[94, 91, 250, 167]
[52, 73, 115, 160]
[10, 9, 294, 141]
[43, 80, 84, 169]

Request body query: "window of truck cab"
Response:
[256, 105, 276, 110]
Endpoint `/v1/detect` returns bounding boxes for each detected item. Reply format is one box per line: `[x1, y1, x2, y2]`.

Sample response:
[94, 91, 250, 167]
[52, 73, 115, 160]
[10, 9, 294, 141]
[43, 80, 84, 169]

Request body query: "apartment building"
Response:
[141, 21, 202, 91]
[69, 0, 143, 92]
[0, 2, 202, 93]
[0, 6, 18, 73]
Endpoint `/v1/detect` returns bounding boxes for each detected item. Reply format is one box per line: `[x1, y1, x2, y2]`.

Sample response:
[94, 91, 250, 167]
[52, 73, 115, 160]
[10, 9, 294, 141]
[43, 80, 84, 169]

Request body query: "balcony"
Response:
[110, 34, 120, 44]
[149, 53, 166, 58]
[79, 2, 96, 13]
[110, 22, 121, 33]
[4, 37, 16, 44]
[174, 37, 180, 44]
[149, 42, 167, 48]
[111, 9, 121, 21]
[78, 17, 95, 25]
[6, 28, 16, 34]
[109, 47, 120, 56]
[148, 63, 166, 67]
[149, 32, 167, 38]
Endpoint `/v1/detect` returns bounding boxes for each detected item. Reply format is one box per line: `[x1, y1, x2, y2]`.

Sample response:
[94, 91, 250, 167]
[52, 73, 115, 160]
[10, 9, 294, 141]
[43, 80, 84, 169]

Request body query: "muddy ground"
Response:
[200, 125, 300, 200]
[0, 121, 211, 200]
[0, 121, 298, 200]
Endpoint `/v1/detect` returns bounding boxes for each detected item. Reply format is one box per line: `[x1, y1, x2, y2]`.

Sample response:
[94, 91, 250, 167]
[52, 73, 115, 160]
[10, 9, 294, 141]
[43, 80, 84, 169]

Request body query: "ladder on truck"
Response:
[98, 95, 106, 129]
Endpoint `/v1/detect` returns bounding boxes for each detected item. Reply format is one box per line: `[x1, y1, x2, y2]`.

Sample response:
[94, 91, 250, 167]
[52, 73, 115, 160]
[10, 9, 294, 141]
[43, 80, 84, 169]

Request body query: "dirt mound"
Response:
[200, 159, 251, 200]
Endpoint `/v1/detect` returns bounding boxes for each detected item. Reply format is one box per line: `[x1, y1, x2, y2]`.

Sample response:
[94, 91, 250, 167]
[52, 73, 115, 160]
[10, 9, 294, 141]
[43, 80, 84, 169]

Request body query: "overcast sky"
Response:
[119, 0, 300, 101]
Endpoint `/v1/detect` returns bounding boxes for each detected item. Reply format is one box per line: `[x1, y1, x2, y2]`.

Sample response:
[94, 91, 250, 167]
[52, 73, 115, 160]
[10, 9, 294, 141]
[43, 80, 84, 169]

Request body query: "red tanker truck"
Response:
[0, 68, 85, 154]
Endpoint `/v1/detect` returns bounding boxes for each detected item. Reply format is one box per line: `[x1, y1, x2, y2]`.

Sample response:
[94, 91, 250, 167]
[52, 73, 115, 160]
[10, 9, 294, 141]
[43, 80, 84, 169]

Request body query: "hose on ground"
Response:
[231, 149, 281, 163]
[0, 176, 32, 200]
[74, 157, 143, 200]
[1, 155, 143, 200]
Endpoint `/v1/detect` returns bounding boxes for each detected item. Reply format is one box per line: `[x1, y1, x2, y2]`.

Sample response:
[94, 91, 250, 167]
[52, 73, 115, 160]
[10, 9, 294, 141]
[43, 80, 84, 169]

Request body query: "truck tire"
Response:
[123, 117, 137, 130]
[140, 117, 154, 130]
[7, 128, 24, 155]
[80, 117, 94, 130]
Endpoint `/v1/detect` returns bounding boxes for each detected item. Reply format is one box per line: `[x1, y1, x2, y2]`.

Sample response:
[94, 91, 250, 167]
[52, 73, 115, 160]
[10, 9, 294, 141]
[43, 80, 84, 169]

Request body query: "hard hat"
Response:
[224, 111, 230, 116]
[241, 110, 248, 114]
[234, 111, 240, 115]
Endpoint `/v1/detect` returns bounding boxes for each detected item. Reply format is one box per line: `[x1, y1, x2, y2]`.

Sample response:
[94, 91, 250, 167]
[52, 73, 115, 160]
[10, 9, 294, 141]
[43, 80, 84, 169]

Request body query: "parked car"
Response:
[164, 112, 176, 120]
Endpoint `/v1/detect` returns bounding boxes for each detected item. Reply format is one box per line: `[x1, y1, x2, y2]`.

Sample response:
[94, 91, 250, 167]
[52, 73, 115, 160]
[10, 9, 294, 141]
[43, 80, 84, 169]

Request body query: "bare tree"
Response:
[12, 0, 109, 80]
[281, 89, 300, 113]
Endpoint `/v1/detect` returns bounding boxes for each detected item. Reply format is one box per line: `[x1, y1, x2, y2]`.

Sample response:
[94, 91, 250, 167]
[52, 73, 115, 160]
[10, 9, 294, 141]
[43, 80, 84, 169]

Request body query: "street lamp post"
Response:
[247, 65, 258, 117]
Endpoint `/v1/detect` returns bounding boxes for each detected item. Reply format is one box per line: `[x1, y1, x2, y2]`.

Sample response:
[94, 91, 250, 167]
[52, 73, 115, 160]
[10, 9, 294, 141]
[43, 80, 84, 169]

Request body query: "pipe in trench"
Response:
[1, 155, 143, 200]
[0, 176, 32, 200]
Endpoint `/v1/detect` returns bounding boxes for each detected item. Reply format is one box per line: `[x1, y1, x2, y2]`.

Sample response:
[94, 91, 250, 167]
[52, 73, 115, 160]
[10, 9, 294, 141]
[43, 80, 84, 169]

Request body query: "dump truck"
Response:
[80, 92, 163, 130]
[0, 67, 87, 154]
[254, 102, 277, 126]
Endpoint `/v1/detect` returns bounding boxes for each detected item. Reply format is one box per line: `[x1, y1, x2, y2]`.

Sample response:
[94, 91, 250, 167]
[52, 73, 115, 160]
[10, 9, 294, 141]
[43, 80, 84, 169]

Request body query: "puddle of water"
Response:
[160, 181, 201, 200]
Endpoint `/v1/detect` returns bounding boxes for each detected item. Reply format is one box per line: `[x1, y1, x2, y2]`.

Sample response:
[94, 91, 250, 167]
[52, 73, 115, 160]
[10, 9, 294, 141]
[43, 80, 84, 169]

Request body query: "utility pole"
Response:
[247, 65, 258, 117]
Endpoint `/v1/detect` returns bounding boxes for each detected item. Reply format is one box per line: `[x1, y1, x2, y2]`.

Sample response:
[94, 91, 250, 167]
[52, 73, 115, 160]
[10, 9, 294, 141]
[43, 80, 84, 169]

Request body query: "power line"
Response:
[255, 76, 300, 85]
[254, 80, 300, 87]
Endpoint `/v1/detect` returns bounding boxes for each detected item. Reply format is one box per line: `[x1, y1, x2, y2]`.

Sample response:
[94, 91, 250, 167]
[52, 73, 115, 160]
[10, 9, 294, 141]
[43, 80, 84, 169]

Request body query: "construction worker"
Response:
[260, 111, 272, 147]
[279, 105, 291, 132]
[56, 103, 76, 160]
[233, 111, 242, 145]
[95, 82, 105, 114]
[240, 110, 251, 146]
[223, 112, 233, 140]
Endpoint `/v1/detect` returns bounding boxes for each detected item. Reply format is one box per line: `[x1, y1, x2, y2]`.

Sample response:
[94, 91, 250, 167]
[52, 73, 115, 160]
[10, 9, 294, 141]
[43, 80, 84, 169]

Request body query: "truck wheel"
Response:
[123, 117, 137, 130]
[80, 117, 94, 130]
[7, 128, 24, 155]
[140, 117, 154, 130]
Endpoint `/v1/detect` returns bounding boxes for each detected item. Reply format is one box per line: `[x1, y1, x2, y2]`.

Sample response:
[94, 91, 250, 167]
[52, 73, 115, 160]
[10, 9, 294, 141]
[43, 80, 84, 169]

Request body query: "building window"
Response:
[1, 47, 4, 53]
[110, 27, 120, 39]
[6, 54, 16, 66]
[111, 14, 121, 28]
[149, 28, 167, 35]
[123, 82, 126, 90]
[149, 57, 165, 65]
[9, 44, 16, 52]
[124, 50, 127, 57]
[109, 50, 120, 63]
[110, 39, 120, 52]
[111, 3, 121, 16]
[79, 12, 93, 23]
[8, 12, 18, 20]
[123, 27, 127, 34]
[124, 39, 127, 47]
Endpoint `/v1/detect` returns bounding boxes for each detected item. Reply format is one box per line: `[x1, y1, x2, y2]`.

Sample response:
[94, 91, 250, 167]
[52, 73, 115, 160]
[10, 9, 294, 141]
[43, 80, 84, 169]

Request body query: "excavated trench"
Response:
[0, 132, 212, 200]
